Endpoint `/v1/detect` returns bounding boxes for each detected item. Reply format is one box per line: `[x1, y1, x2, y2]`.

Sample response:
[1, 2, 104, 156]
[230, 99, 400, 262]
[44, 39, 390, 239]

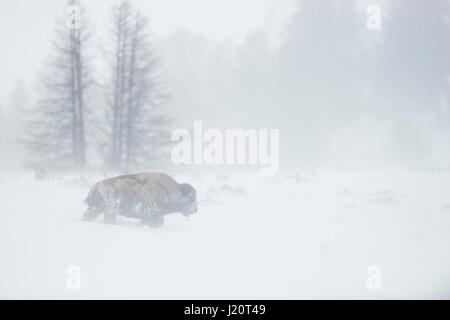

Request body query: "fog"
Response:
[2, 0, 450, 171]
[0, 0, 449, 299]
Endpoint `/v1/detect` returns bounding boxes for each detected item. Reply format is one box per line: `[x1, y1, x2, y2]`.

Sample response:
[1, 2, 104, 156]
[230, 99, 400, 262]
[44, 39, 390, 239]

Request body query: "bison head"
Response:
[179, 183, 198, 216]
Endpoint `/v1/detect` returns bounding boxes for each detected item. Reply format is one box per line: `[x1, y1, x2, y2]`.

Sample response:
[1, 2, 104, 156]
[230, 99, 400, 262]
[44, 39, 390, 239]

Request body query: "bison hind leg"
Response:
[83, 207, 101, 222]
[141, 216, 164, 228]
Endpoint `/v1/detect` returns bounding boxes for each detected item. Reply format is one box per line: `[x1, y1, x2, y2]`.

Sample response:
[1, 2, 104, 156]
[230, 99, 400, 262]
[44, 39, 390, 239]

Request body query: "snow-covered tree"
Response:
[103, 0, 171, 171]
[22, 0, 93, 169]
[368, 0, 450, 164]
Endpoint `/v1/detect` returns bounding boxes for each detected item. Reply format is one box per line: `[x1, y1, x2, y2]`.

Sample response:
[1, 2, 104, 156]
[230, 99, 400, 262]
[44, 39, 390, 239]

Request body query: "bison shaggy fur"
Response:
[83, 172, 197, 227]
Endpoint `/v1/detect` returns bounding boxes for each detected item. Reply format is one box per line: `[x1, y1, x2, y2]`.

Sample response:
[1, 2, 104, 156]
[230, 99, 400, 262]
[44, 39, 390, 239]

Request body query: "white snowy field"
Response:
[0, 169, 449, 299]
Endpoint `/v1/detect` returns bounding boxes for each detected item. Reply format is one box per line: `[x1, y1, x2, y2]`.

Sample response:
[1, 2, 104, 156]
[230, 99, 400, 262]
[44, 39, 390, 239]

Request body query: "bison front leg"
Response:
[103, 208, 118, 224]
[83, 207, 101, 222]
[141, 215, 164, 228]
[139, 203, 164, 228]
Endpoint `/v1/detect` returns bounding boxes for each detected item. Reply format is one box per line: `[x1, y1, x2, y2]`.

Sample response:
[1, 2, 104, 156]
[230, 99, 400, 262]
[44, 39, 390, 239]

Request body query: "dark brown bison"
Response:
[83, 172, 197, 227]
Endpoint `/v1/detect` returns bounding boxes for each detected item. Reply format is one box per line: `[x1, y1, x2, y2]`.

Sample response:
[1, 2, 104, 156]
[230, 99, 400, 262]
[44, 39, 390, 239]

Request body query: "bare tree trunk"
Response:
[118, 15, 127, 169]
[105, 1, 170, 171]
[75, 29, 86, 166]
[112, 8, 123, 168]
[70, 28, 79, 164]
[21, 0, 92, 170]
[125, 14, 138, 170]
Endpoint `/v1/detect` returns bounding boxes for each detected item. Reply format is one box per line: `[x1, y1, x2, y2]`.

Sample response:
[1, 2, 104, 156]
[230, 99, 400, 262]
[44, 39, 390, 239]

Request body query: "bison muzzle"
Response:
[83, 172, 197, 227]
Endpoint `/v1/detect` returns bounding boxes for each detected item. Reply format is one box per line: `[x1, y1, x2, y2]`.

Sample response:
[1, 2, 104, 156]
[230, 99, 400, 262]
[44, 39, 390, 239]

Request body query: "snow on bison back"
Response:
[83, 172, 197, 228]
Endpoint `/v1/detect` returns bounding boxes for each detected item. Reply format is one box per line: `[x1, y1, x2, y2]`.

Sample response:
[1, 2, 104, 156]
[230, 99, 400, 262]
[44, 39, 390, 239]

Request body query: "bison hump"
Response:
[116, 172, 180, 204]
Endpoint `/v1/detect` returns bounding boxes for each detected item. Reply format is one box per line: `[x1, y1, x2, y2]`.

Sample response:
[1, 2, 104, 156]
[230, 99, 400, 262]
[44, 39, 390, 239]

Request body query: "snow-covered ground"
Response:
[0, 169, 449, 299]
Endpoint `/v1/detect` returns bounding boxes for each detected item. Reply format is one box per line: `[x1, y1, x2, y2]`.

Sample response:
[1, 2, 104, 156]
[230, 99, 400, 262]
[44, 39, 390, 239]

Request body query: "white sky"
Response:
[0, 0, 297, 103]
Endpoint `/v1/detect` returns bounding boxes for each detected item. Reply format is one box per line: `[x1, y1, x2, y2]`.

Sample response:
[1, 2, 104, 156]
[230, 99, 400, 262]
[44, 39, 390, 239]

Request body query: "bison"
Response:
[82, 172, 197, 227]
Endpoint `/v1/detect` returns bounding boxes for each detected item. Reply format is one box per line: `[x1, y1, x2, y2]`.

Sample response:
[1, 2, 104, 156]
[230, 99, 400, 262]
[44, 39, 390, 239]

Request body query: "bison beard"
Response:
[82, 172, 197, 227]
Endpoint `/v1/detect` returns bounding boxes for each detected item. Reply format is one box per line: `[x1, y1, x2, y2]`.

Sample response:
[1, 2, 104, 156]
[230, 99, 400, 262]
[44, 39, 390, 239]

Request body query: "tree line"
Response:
[17, 0, 450, 171]
[22, 0, 171, 172]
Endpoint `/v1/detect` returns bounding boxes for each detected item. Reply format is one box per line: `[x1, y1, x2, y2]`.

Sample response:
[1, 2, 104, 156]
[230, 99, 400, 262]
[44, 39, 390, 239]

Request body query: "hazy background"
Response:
[1, 0, 449, 172]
